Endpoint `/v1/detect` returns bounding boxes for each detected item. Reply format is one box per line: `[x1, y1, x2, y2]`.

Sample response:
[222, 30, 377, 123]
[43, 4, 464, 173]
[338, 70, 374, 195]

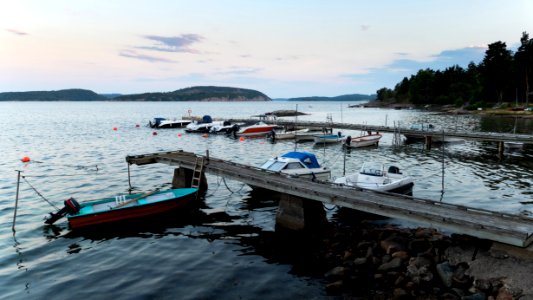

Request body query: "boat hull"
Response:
[67, 188, 198, 229]
[313, 135, 344, 144]
[238, 127, 278, 137]
[345, 134, 382, 148]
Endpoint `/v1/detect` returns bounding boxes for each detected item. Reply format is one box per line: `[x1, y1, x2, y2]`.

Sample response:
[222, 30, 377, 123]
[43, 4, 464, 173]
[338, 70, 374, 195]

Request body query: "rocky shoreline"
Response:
[353, 101, 533, 119]
[270, 213, 533, 299]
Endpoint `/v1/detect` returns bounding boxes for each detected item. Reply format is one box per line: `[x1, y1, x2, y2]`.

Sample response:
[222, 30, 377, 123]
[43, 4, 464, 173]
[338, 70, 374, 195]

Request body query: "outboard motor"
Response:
[338, 131, 342, 137]
[227, 124, 240, 138]
[345, 136, 352, 146]
[45, 198, 81, 225]
[268, 129, 276, 142]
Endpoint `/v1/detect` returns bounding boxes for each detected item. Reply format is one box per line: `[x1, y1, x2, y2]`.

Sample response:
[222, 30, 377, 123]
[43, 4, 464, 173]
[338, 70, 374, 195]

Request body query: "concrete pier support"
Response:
[171, 167, 208, 193]
[275, 194, 327, 231]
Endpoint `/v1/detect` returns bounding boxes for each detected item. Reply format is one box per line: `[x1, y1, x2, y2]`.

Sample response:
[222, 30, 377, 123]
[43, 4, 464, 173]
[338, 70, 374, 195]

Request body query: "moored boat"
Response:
[209, 121, 243, 134]
[149, 117, 191, 129]
[334, 162, 414, 195]
[404, 123, 464, 143]
[45, 188, 198, 229]
[268, 128, 310, 141]
[313, 132, 345, 144]
[237, 122, 279, 137]
[344, 132, 382, 148]
[185, 115, 220, 133]
[259, 151, 330, 181]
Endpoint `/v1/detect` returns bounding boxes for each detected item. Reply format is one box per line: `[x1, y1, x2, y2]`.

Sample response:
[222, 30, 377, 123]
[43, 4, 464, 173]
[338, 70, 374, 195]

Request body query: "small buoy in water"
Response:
[177, 133, 182, 137]
[152, 132, 158, 136]
[202, 133, 208, 138]
[239, 137, 245, 142]
[21, 156, 31, 163]
[113, 127, 118, 131]
[135, 124, 140, 128]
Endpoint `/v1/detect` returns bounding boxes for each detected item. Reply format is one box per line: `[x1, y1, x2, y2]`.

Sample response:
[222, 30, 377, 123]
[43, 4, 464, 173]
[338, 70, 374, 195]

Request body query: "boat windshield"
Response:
[261, 161, 286, 172]
[360, 163, 384, 176]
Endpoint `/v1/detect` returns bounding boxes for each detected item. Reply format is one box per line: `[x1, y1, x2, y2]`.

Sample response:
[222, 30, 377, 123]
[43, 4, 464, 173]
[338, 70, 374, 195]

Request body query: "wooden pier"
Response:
[126, 150, 533, 248]
[229, 118, 533, 144]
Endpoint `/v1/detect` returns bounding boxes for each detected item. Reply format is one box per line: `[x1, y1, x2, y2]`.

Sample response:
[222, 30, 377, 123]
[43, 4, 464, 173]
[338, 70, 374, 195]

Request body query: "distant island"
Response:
[0, 86, 271, 102]
[286, 93, 376, 101]
[0, 86, 377, 102]
[114, 86, 271, 101]
[0, 89, 106, 101]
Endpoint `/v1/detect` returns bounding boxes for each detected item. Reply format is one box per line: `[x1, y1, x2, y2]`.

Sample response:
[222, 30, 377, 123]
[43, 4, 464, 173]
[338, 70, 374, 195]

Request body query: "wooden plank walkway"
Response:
[126, 150, 533, 247]
[229, 118, 533, 144]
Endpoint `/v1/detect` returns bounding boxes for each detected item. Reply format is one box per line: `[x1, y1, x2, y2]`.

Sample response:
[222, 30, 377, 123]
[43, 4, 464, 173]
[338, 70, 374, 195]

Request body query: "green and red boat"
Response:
[45, 188, 198, 229]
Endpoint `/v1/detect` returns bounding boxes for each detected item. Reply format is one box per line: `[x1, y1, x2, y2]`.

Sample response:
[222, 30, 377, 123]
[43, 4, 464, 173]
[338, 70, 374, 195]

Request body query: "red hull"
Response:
[238, 126, 277, 136]
[68, 194, 196, 229]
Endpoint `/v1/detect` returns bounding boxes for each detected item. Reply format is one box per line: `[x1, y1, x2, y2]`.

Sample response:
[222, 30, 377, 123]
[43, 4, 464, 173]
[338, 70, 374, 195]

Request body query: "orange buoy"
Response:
[21, 156, 31, 163]
[113, 127, 118, 131]
[152, 132, 158, 136]
[202, 133, 208, 138]
[239, 137, 245, 142]
[177, 133, 182, 137]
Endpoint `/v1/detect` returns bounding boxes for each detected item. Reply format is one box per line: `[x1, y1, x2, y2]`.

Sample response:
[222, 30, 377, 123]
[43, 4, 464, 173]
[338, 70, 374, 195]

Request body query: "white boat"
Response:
[209, 121, 243, 134]
[404, 123, 464, 143]
[334, 162, 414, 195]
[313, 133, 345, 144]
[295, 131, 322, 142]
[268, 128, 310, 140]
[504, 142, 524, 150]
[237, 122, 279, 137]
[344, 132, 382, 148]
[259, 152, 330, 181]
[185, 115, 221, 133]
[149, 118, 191, 129]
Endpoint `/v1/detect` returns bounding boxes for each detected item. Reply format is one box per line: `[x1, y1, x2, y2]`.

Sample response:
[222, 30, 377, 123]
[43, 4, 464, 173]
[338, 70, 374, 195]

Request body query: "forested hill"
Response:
[375, 31, 533, 108]
[0, 89, 106, 101]
[114, 86, 271, 101]
[287, 94, 376, 101]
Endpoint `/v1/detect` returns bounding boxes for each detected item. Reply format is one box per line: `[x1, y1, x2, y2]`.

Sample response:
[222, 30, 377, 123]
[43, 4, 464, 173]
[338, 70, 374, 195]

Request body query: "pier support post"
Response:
[275, 194, 327, 231]
[497, 141, 504, 160]
[425, 136, 432, 150]
[171, 168, 208, 193]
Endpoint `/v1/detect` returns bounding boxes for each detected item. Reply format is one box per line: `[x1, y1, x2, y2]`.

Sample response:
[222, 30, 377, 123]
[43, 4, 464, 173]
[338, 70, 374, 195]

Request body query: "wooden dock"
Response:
[126, 150, 533, 248]
[229, 118, 533, 144]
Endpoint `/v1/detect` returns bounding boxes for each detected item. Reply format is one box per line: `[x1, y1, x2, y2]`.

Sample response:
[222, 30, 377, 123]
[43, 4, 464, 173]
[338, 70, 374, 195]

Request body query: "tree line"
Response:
[376, 32, 533, 109]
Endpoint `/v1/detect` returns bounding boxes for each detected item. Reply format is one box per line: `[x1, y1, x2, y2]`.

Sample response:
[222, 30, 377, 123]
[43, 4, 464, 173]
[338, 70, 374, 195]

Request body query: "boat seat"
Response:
[388, 166, 401, 174]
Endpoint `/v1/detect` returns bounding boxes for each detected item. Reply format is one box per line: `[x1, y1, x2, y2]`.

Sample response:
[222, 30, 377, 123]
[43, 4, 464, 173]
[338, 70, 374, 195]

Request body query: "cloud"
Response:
[6, 28, 28, 36]
[360, 25, 370, 31]
[341, 46, 488, 90]
[138, 34, 203, 53]
[214, 67, 262, 76]
[119, 50, 176, 63]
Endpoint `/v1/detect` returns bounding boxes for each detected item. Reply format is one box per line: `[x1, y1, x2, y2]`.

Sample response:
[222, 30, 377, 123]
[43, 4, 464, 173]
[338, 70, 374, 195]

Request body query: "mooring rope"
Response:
[23, 173, 98, 178]
[221, 177, 247, 194]
[21, 176, 59, 210]
[323, 203, 337, 211]
[204, 175, 223, 197]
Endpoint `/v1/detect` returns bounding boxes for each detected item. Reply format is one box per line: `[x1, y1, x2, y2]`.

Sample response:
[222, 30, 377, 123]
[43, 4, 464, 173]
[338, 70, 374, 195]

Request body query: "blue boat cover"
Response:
[201, 115, 213, 123]
[153, 117, 166, 125]
[281, 152, 321, 168]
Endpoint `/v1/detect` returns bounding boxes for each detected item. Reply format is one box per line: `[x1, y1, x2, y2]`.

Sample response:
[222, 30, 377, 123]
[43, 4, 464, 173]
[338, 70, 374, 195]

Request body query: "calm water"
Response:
[0, 101, 532, 299]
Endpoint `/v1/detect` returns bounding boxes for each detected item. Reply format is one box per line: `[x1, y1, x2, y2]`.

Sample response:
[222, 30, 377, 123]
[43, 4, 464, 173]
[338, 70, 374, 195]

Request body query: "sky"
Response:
[1, 1, 532, 98]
